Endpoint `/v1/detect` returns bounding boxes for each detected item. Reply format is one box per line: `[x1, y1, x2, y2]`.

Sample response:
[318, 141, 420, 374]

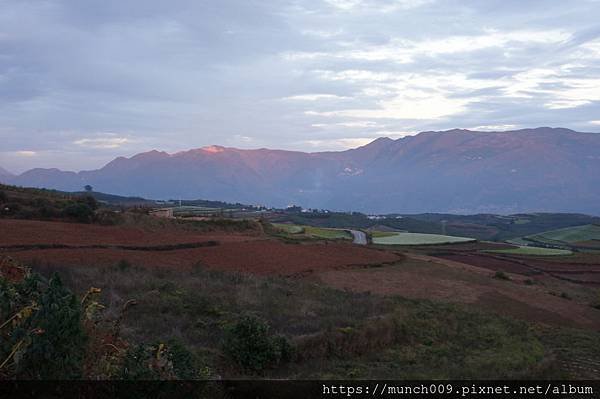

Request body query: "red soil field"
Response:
[551, 273, 600, 284]
[0, 219, 257, 247]
[435, 252, 600, 277]
[524, 260, 600, 273]
[4, 240, 402, 276]
[436, 253, 534, 275]
[316, 259, 600, 329]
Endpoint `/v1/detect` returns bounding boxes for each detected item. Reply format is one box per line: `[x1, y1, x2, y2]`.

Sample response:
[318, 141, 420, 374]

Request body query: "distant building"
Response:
[149, 208, 173, 218]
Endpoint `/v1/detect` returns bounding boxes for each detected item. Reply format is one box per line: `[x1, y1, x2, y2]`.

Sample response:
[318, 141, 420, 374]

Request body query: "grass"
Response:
[294, 302, 552, 379]
[304, 226, 352, 240]
[26, 260, 574, 379]
[483, 246, 573, 256]
[272, 223, 304, 234]
[272, 223, 352, 240]
[372, 232, 475, 246]
[370, 231, 398, 238]
[521, 224, 600, 248]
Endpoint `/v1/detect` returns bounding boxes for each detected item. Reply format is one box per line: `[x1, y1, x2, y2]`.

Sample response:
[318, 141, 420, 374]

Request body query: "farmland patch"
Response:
[372, 232, 475, 246]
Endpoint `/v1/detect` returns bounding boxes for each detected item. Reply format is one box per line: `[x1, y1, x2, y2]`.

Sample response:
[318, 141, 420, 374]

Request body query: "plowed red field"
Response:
[5, 241, 400, 276]
[1, 219, 401, 276]
[436, 253, 534, 275]
[0, 219, 257, 246]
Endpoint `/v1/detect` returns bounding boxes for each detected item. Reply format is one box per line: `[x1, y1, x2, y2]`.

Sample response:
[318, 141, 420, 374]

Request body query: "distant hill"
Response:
[74, 191, 155, 206]
[6, 127, 600, 214]
[0, 167, 14, 182]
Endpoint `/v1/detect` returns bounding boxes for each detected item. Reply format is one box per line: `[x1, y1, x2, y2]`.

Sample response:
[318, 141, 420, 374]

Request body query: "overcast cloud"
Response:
[1, 0, 600, 172]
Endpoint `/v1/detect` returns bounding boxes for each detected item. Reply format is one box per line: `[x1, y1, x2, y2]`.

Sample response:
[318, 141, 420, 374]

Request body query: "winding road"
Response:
[348, 230, 367, 245]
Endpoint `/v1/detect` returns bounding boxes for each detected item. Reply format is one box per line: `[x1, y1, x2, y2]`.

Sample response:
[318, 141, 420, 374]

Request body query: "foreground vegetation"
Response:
[1, 256, 596, 380]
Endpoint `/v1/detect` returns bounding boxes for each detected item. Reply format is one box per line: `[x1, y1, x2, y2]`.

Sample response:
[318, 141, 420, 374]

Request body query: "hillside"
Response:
[0, 167, 13, 182]
[5, 127, 600, 214]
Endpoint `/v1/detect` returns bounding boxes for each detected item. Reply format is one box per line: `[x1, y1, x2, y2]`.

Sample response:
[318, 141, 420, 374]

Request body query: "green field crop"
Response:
[484, 246, 573, 256]
[526, 224, 600, 245]
[273, 223, 305, 234]
[370, 231, 398, 238]
[372, 232, 475, 245]
[304, 226, 352, 240]
[273, 223, 351, 239]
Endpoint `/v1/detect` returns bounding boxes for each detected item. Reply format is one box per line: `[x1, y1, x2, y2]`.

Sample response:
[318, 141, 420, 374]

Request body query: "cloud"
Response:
[16, 151, 37, 157]
[471, 124, 518, 131]
[323, 0, 433, 12]
[311, 120, 382, 129]
[74, 137, 131, 149]
[282, 94, 351, 101]
[1, 0, 600, 171]
[373, 130, 417, 138]
[282, 29, 572, 65]
[301, 137, 375, 149]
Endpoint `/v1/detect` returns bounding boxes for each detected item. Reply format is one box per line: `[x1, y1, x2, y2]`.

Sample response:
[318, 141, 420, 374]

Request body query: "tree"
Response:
[84, 185, 93, 192]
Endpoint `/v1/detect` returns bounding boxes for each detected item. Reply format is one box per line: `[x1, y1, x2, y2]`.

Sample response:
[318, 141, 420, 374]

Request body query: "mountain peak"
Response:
[201, 145, 227, 153]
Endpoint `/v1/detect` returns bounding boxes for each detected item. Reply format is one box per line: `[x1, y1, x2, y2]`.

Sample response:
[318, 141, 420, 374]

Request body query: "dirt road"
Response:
[349, 230, 367, 245]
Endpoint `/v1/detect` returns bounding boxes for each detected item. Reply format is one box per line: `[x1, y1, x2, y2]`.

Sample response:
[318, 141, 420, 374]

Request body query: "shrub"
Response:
[79, 195, 99, 211]
[0, 190, 6, 202]
[524, 279, 534, 285]
[11, 274, 88, 379]
[62, 202, 94, 223]
[494, 271, 511, 281]
[121, 340, 201, 380]
[117, 259, 132, 272]
[223, 315, 293, 372]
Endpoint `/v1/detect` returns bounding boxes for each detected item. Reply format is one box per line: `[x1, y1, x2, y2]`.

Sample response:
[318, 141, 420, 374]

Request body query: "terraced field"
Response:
[372, 232, 475, 245]
[483, 246, 573, 256]
[523, 224, 600, 248]
[273, 223, 352, 240]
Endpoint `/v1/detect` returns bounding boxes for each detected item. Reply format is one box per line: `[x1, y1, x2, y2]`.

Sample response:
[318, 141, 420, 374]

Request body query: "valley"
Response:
[1, 184, 599, 381]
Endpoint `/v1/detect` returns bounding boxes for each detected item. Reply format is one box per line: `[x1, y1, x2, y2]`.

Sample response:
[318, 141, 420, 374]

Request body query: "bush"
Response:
[11, 274, 88, 379]
[62, 202, 94, 223]
[223, 315, 293, 372]
[494, 271, 511, 281]
[79, 195, 99, 211]
[117, 259, 132, 272]
[121, 340, 201, 380]
[0, 190, 6, 202]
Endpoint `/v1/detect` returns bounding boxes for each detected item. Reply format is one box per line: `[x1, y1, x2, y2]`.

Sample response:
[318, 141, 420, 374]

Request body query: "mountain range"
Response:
[2, 127, 600, 214]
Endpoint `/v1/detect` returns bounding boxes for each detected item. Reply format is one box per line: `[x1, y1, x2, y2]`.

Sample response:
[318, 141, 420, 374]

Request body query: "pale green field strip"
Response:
[506, 237, 532, 246]
[273, 223, 352, 239]
[273, 223, 304, 234]
[526, 224, 600, 244]
[370, 231, 398, 238]
[372, 232, 475, 245]
[483, 246, 573, 256]
[304, 226, 352, 239]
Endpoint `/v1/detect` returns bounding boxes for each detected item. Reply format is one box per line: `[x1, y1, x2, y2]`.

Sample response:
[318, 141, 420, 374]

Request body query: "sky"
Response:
[1, 0, 600, 173]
